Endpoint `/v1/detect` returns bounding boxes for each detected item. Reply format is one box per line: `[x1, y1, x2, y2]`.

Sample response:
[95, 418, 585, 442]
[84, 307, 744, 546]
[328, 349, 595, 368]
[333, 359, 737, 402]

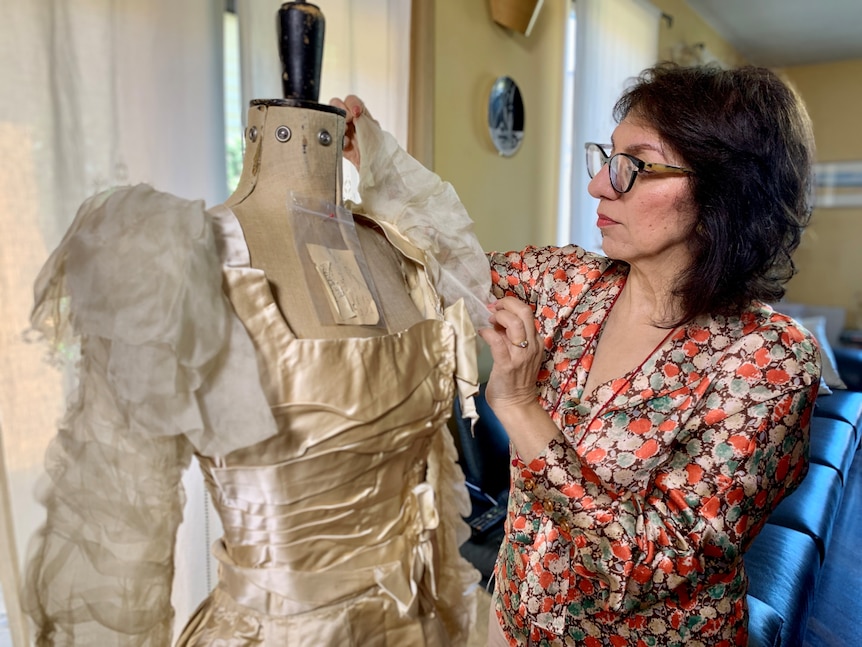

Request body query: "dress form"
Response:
[22, 4, 481, 644]
[223, 0, 420, 339]
[224, 99, 423, 339]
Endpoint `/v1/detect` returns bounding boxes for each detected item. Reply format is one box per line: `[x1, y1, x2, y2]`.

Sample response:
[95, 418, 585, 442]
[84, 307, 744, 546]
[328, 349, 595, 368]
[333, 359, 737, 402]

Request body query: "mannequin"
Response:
[226, 0, 422, 339]
[224, 97, 424, 338]
[23, 2, 484, 645]
[170, 3, 480, 642]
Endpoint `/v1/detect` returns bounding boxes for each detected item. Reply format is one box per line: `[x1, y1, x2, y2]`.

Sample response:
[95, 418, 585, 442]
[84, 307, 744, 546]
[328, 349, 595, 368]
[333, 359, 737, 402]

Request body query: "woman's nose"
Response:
[587, 164, 617, 200]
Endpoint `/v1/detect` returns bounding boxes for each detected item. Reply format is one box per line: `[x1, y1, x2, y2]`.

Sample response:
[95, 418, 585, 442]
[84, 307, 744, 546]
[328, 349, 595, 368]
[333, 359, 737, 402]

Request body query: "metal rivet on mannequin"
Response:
[317, 129, 333, 146]
[275, 125, 292, 142]
[248, 126, 258, 143]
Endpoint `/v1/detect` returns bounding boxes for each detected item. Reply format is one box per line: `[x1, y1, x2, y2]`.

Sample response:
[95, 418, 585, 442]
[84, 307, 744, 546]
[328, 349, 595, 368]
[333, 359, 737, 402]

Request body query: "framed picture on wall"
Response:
[488, 76, 525, 157]
[814, 161, 862, 208]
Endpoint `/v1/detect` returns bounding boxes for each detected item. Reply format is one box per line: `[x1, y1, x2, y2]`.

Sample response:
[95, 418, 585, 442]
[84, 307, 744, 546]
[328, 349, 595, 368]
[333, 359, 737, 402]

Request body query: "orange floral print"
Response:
[488, 245, 820, 646]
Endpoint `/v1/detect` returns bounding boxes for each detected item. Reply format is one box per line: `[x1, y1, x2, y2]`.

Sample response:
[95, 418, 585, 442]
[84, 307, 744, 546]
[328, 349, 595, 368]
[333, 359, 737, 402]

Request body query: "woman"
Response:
[334, 62, 821, 646]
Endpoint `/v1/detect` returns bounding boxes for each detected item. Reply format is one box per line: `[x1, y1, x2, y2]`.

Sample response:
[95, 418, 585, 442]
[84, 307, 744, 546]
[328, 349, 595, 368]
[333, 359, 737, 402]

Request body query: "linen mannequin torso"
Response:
[228, 99, 423, 339]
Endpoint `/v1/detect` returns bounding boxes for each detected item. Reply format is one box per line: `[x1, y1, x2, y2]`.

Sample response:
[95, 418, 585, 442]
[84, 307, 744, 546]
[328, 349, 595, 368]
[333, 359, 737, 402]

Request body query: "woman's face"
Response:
[588, 117, 697, 274]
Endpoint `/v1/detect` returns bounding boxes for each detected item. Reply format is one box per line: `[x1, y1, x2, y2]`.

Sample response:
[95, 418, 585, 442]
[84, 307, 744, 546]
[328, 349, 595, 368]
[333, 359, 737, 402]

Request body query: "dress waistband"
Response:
[214, 481, 440, 618]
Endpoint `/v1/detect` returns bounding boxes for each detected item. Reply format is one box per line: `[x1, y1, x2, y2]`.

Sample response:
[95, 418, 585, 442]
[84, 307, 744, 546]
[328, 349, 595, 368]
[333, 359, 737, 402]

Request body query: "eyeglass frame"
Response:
[585, 142, 694, 194]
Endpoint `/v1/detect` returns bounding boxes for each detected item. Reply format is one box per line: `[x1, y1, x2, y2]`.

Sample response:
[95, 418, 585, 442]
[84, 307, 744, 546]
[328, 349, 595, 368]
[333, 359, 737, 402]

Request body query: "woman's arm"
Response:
[480, 245, 613, 461]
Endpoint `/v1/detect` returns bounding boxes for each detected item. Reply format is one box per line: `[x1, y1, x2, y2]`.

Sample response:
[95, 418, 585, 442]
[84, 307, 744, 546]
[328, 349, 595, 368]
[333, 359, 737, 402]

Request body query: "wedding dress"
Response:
[24, 117, 488, 646]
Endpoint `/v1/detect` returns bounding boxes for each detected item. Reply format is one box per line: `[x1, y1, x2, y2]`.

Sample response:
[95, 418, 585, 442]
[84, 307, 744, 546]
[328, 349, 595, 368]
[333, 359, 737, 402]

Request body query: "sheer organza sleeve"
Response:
[24, 185, 277, 645]
[348, 115, 493, 332]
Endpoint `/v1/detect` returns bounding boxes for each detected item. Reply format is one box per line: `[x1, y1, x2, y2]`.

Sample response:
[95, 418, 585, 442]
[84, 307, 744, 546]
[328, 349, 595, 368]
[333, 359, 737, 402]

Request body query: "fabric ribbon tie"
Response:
[374, 481, 440, 616]
[443, 300, 480, 430]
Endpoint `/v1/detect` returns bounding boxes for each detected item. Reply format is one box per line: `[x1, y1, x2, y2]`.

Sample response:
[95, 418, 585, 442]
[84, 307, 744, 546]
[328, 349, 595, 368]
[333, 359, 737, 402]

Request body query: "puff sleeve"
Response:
[24, 185, 277, 645]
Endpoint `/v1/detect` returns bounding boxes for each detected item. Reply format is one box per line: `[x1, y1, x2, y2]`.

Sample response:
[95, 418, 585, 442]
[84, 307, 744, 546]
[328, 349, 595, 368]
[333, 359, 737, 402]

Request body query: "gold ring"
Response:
[513, 340, 529, 349]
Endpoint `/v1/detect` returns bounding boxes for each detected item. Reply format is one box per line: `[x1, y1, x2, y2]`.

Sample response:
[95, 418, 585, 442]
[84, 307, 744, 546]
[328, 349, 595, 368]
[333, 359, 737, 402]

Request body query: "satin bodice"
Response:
[176, 205, 478, 646]
[198, 316, 456, 610]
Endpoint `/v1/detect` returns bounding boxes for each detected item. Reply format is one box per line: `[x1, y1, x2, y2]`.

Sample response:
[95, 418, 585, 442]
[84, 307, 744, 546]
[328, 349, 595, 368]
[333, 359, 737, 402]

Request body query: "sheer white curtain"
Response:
[0, 2, 224, 644]
[561, 0, 660, 250]
[0, 1, 411, 644]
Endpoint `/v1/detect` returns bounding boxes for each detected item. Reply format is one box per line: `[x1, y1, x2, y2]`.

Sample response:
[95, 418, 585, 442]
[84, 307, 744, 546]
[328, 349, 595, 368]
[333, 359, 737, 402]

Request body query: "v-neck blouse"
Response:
[487, 244, 820, 646]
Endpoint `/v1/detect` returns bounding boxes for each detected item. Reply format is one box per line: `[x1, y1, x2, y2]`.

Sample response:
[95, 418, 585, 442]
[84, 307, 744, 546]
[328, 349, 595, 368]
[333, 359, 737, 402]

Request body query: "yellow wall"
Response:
[783, 59, 862, 328]
[649, 1, 862, 327]
[650, 2, 862, 328]
[430, 0, 743, 254]
[433, 0, 568, 253]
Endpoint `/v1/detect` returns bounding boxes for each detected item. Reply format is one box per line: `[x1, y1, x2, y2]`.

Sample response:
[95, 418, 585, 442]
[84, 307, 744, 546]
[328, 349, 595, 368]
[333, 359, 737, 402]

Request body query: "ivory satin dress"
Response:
[24, 120, 488, 646]
[177, 202, 480, 646]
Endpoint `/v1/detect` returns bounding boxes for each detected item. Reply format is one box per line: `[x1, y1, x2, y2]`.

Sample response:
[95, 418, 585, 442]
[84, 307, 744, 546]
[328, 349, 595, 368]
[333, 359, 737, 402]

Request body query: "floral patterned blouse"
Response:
[487, 245, 820, 646]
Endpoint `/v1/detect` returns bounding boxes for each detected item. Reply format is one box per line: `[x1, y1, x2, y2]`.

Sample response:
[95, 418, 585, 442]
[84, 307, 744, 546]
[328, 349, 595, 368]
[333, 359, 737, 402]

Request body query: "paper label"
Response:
[307, 244, 380, 325]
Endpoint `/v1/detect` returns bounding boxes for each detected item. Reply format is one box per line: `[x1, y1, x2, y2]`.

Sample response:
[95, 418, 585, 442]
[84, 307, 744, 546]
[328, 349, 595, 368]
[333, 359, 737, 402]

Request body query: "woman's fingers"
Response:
[479, 298, 542, 373]
[330, 94, 365, 119]
[329, 95, 367, 168]
[479, 300, 544, 411]
[487, 297, 538, 348]
[489, 308, 530, 348]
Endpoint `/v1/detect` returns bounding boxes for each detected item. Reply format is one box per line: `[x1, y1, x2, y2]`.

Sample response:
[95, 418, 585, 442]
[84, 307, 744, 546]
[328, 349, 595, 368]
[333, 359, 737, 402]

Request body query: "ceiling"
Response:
[686, 0, 862, 67]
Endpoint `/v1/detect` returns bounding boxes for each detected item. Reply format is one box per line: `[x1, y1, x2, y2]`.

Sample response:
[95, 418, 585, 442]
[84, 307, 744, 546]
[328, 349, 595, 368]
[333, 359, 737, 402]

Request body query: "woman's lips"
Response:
[597, 214, 617, 227]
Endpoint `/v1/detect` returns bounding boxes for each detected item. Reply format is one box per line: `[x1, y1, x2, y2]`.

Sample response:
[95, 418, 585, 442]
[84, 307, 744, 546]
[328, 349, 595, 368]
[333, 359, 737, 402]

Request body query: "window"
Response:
[224, 5, 243, 194]
[557, 2, 577, 246]
[562, 0, 660, 250]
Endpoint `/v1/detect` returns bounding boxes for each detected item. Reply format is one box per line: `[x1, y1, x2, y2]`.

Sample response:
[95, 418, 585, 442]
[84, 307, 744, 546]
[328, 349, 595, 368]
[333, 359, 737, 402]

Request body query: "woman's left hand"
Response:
[479, 297, 544, 410]
[479, 298, 559, 461]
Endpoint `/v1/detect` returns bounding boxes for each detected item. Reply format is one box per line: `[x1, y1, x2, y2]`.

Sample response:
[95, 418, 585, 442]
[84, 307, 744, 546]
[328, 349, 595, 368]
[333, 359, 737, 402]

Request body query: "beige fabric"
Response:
[24, 184, 483, 645]
[173, 204, 480, 645]
[349, 112, 492, 334]
[797, 315, 847, 389]
[24, 187, 279, 646]
[0, 418, 29, 647]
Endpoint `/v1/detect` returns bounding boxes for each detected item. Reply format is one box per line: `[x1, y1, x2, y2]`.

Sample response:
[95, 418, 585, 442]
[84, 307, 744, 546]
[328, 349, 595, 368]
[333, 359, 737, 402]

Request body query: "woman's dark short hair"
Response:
[614, 62, 815, 326]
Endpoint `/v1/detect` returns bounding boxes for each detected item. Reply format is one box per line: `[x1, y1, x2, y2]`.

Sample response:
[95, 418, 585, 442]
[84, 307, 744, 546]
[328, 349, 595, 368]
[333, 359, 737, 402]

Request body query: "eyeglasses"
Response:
[585, 142, 693, 194]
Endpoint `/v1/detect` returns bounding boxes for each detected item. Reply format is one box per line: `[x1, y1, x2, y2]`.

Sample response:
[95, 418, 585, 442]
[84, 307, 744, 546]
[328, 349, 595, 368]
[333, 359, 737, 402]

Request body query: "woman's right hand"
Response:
[329, 95, 373, 170]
